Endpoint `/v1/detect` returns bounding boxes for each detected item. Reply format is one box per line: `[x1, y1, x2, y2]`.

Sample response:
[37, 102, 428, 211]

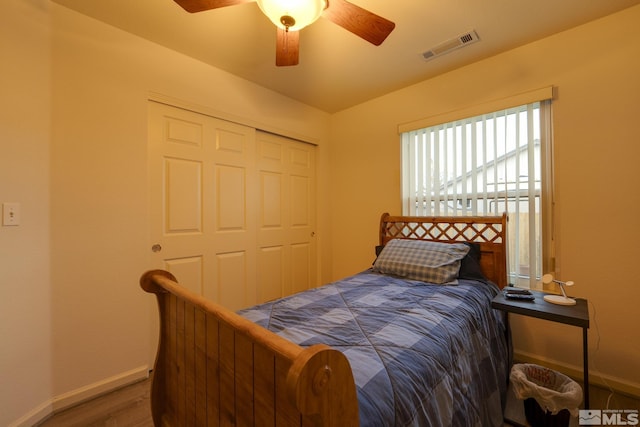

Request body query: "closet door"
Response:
[256, 131, 317, 302]
[148, 102, 317, 310]
[148, 101, 257, 310]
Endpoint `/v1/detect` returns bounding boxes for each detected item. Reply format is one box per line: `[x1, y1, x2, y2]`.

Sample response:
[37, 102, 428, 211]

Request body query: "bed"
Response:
[140, 213, 510, 426]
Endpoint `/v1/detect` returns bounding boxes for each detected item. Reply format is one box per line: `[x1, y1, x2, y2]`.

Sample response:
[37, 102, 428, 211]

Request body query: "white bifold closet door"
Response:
[148, 101, 316, 311]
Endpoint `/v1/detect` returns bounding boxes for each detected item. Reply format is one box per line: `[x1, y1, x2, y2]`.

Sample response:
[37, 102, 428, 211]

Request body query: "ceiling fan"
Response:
[172, 0, 395, 66]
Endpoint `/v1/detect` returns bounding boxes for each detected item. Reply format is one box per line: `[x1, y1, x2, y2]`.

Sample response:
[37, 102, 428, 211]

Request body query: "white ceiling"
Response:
[53, 0, 640, 113]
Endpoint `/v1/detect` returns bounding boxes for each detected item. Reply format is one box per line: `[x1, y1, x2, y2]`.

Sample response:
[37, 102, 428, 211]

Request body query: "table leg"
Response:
[583, 326, 589, 409]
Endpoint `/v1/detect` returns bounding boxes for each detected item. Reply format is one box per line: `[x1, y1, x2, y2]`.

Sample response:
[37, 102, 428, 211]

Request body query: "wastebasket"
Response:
[510, 363, 583, 427]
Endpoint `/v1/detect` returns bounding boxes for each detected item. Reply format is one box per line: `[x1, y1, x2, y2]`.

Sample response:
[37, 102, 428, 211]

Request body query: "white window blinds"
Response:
[401, 99, 553, 287]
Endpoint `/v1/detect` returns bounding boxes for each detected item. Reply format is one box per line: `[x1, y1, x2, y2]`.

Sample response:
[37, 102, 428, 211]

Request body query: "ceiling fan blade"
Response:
[173, 0, 252, 13]
[276, 29, 300, 66]
[322, 0, 395, 46]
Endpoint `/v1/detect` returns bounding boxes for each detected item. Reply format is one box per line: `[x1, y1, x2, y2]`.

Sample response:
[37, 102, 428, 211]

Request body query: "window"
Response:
[401, 99, 553, 287]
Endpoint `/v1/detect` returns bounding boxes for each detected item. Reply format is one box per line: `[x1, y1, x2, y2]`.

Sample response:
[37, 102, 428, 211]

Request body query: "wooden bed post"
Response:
[287, 345, 359, 427]
[140, 269, 175, 427]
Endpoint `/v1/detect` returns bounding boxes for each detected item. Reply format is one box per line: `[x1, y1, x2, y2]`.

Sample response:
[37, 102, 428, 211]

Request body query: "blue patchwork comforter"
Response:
[239, 269, 510, 426]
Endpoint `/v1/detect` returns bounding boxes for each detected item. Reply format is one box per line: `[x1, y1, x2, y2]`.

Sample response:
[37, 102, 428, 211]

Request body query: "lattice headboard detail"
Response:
[379, 213, 508, 288]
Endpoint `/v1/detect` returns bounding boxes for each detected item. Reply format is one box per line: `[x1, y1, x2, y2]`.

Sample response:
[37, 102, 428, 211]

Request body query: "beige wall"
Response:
[330, 5, 640, 394]
[2, 1, 331, 425]
[0, 1, 53, 425]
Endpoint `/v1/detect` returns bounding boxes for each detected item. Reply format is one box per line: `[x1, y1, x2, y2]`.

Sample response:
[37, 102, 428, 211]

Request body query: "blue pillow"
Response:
[373, 239, 470, 284]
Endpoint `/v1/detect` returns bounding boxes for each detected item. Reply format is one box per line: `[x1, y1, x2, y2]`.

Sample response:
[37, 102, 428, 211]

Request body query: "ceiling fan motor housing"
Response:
[280, 15, 296, 30]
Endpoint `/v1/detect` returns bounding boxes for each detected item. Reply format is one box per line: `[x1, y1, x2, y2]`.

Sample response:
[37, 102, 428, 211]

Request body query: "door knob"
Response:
[151, 244, 162, 253]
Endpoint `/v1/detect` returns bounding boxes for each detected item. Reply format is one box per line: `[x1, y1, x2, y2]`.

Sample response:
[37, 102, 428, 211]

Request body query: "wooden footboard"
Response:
[140, 270, 359, 427]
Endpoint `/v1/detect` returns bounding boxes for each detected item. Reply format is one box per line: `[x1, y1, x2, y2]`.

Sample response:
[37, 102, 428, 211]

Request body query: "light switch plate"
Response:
[3, 202, 20, 226]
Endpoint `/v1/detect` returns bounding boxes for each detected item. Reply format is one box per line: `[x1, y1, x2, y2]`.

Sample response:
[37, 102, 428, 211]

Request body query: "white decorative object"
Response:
[542, 274, 576, 306]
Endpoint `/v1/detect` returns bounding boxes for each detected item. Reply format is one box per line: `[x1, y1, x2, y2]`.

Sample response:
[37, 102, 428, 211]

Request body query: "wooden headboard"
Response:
[379, 213, 508, 289]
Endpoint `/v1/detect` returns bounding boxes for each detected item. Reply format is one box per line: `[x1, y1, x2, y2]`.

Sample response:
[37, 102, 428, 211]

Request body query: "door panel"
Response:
[215, 251, 248, 309]
[166, 115, 203, 148]
[260, 172, 283, 227]
[257, 246, 284, 302]
[215, 164, 247, 232]
[163, 256, 203, 295]
[290, 174, 310, 226]
[165, 158, 202, 233]
[291, 243, 311, 294]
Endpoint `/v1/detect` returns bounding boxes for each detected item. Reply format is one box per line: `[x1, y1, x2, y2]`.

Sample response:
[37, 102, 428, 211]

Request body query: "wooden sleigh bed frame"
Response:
[140, 213, 508, 427]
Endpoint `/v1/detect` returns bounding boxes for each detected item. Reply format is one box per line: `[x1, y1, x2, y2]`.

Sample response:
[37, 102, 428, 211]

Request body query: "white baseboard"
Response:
[514, 350, 640, 398]
[8, 365, 150, 427]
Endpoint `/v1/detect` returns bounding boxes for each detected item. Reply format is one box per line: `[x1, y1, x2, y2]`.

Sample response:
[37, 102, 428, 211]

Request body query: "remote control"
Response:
[504, 292, 535, 301]
[503, 287, 532, 295]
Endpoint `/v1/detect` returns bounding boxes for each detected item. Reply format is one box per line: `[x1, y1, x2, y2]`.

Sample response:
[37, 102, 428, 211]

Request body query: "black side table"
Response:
[492, 289, 590, 408]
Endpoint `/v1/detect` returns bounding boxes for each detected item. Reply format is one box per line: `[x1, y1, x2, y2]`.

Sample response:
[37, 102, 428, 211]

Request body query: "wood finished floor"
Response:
[37, 375, 638, 426]
[37, 377, 152, 427]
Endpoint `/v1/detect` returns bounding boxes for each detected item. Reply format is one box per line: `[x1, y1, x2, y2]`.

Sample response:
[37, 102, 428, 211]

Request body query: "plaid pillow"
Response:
[373, 239, 470, 284]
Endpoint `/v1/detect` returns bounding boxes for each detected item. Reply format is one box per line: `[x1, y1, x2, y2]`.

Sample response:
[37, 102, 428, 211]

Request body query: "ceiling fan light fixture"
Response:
[256, 0, 327, 31]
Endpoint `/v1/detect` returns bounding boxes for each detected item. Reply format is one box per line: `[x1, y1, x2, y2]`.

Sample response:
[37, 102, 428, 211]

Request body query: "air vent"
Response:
[421, 30, 480, 61]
